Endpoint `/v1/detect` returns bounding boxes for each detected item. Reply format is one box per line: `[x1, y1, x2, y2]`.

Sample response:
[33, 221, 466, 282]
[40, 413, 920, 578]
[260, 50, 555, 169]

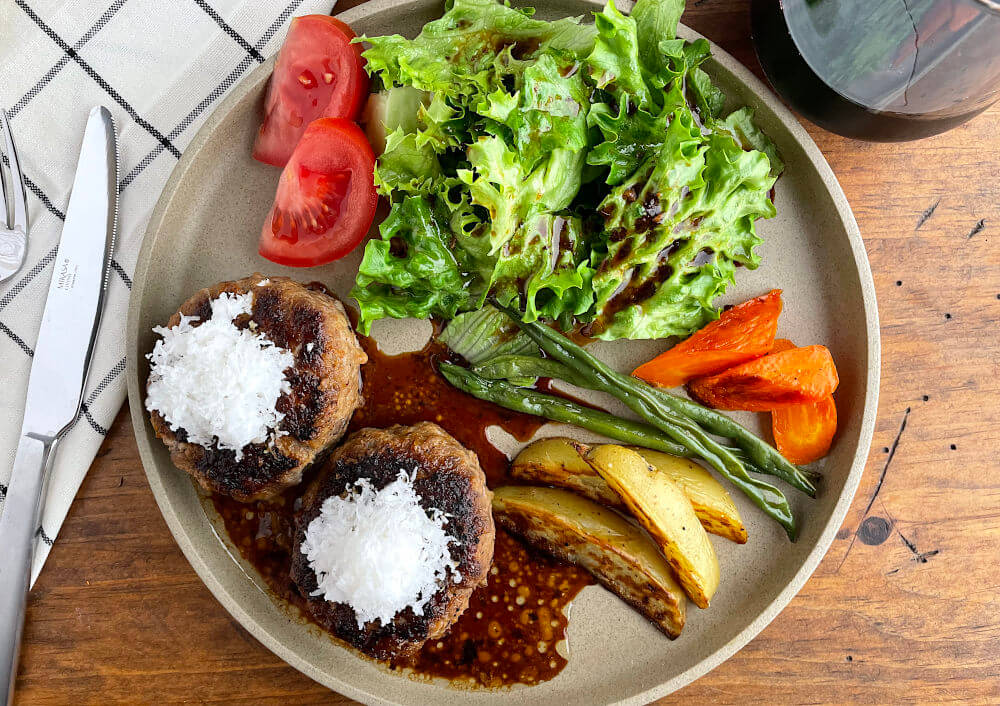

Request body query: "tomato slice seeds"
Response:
[259, 118, 377, 267]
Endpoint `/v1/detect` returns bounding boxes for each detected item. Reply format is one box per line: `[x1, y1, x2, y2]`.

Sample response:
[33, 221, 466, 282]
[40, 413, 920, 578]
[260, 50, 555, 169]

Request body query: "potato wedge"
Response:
[492, 486, 686, 638]
[627, 448, 747, 544]
[510, 437, 626, 510]
[585, 445, 719, 609]
[512, 437, 747, 544]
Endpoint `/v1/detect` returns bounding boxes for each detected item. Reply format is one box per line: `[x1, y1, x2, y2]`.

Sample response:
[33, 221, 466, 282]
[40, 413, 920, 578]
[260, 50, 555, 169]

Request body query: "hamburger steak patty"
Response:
[148, 274, 367, 501]
[291, 423, 495, 660]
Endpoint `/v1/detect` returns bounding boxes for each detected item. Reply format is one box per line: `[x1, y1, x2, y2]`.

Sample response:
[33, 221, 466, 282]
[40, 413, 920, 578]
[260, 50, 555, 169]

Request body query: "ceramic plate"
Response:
[126, 1, 880, 702]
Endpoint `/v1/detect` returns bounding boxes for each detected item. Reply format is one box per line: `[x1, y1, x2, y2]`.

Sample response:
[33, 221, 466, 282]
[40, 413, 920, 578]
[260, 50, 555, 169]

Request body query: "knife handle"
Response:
[0, 433, 56, 706]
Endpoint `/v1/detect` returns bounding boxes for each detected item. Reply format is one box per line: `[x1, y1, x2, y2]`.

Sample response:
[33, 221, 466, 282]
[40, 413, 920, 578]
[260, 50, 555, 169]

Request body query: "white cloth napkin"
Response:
[0, 0, 334, 586]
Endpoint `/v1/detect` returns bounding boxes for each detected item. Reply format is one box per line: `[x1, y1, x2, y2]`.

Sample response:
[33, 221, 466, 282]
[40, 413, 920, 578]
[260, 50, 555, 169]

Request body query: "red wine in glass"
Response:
[751, 0, 1000, 140]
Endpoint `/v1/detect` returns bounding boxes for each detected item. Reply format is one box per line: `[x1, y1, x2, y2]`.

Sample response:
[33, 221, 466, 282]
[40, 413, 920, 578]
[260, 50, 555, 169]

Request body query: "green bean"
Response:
[445, 360, 797, 539]
[648, 389, 818, 489]
[473, 355, 590, 388]
[474, 354, 765, 470]
[475, 353, 819, 490]
[495, 308, 799, 539]
[439, 363, 689, 458]
[492, 307, 817, 497]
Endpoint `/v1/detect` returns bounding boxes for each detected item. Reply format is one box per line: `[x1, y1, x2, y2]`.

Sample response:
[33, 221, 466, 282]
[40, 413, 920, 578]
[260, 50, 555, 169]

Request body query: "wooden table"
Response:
[13, 0, 1000, 703]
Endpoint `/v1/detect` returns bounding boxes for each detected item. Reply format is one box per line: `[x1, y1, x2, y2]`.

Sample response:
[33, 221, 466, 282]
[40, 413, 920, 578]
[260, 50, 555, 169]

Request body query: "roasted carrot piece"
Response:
[772, 395, 837, 465]
[686, 345, 839, 411]
[633, 290, 782, 388]
[768, 339, 836, 463]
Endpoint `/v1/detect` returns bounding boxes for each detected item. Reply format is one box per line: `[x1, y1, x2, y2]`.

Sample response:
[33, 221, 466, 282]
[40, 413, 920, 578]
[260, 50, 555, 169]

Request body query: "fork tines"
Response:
[0, 108, 28, 283]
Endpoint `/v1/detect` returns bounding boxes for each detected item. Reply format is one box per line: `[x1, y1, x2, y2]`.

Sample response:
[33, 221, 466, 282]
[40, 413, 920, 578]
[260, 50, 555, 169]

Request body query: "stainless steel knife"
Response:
[0, 106, 118, 705]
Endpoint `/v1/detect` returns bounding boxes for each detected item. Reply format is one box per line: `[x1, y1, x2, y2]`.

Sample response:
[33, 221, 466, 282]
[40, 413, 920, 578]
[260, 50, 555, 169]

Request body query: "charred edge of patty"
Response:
[150, 276, 365, 501]
[159, 418, 297, 498]
[291, 448, 491, 659]
[256, 286, 329, 441]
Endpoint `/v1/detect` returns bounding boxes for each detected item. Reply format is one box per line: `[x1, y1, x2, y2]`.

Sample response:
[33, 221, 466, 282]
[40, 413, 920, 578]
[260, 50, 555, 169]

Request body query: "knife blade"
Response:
[0, 105, 117, 705]
[23, 107, 118, 439]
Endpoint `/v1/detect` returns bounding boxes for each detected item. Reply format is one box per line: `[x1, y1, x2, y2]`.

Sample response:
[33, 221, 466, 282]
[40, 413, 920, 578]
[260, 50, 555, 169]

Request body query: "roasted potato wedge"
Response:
[627, 448, 747, 544]
[585, 445, 720, 609]
[512, 437, 746, 544]
[510, 437, 625, 509]
[492, 486, 686, 638]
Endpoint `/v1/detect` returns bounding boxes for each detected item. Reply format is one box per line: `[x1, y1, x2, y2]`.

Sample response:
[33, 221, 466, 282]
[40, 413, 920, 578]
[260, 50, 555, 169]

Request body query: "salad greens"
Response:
[352, 0, 782, 340]
[354, 196, 473, 324]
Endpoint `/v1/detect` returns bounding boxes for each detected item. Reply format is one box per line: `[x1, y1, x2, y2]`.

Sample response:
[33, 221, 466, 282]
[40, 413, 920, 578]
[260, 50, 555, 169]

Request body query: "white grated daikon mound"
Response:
[302, 470, 460, 628]
[145, 292, 295, 460]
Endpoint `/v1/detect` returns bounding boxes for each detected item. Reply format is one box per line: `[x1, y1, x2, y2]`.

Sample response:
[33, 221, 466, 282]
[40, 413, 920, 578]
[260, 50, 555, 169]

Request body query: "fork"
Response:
[0, 109, 28, 284]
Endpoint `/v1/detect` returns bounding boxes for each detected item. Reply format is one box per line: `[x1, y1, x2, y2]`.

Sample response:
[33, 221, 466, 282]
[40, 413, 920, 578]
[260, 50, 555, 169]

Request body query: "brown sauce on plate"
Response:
[212, 332, 594, 688]
[348, 336, 542, 486]
[393, 529, 591, 687]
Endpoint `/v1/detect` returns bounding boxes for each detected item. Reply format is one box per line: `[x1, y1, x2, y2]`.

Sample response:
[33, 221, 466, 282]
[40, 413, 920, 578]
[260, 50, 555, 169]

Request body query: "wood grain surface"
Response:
[12, 0, 1000, 703]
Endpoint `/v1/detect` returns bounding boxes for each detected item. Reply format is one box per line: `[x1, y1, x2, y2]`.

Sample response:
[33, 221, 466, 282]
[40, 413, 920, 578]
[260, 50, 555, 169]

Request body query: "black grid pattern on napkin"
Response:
[0, 0, 305, 425]
[0, 0, 313, 547]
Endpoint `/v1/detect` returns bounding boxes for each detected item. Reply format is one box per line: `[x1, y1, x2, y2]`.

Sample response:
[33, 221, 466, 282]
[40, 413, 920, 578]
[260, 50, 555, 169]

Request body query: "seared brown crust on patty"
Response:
[291, 422, 495, 660]
[148, 274, 367, 502]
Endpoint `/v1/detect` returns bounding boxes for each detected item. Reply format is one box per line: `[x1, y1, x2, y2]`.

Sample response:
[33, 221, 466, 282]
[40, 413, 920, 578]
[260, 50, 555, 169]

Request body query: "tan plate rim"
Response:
[126, 1, 880, 702]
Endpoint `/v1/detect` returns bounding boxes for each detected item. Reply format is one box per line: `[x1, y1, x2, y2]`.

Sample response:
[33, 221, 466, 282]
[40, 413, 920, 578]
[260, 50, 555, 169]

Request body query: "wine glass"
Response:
[751, 0, 1000, 140]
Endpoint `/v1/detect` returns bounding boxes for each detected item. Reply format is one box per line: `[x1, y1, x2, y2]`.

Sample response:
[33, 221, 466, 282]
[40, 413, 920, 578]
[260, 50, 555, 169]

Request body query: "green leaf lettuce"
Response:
[354, 0, 784, 343]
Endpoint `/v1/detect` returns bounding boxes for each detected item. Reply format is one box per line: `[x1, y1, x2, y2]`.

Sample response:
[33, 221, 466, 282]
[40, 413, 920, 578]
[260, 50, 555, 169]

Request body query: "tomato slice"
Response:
[259, 118, 377, 267]
[253, 15, 369, 168]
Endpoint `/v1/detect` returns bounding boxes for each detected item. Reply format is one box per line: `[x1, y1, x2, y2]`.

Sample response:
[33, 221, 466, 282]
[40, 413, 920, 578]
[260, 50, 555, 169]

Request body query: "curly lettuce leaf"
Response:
[589, 107, 777, 340]
[480, 52, 590, 170]
[490, 214, 595, 326]
[585, 29, 715, 186]
[374, 129, 443, 197]
[455, 136, 593, 323]
[712, 107, 785, 177]
[631, 0, 685, 76]
[688, 66, 725, 120]
[351, 197, 475, 334]
[587, 95, 668, 185]
[586, 0, 652, 109]
[458, 135, 584, 254]
[651, 37, 711, 93]
[362, 0, 595, 97]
